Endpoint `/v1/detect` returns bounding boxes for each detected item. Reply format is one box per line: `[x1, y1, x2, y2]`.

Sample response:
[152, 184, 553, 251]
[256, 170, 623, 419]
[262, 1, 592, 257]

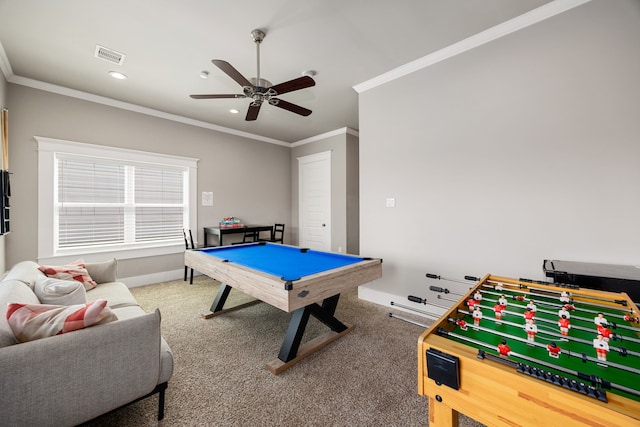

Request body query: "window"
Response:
[37, 137, 198, 262]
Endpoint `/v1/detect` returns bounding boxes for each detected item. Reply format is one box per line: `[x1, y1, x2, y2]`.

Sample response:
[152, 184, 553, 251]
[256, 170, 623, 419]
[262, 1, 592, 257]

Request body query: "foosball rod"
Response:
[387, 312, 429, 328]
[390, 301, 444, 318]
[481, 288, 621, 317]
[478, 290, 637, 332]
[407, 295, 451, 310]
[468, 275, 630, 307]
[425, 273, 469, 296]
[479, 285, 636, 318]
[447, 317, 640, 375]
[441, 328, 640, 398]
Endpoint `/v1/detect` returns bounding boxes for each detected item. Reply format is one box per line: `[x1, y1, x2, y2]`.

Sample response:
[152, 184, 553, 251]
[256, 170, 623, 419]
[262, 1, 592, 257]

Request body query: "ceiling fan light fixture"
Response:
[200, 70, 209, 79]
[302, 70, 317, 77]
[229, 109, 239, 114]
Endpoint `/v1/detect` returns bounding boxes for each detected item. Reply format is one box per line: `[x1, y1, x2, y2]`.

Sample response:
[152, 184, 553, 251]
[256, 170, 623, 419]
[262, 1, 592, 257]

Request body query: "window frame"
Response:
[36, 136, 198, 264]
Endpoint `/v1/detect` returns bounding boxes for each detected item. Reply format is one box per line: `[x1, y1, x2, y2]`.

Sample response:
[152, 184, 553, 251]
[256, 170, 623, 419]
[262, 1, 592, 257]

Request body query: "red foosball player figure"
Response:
[526, 300, 537, 312]
[558, 306, 571, 320]
[564, 303, 576, 311]
[558, 315, 571, 336]
[523, 307, 536, 321]
[497, 339, 511, 357]
[624, 314, 640, 323]
[498, 295, 508, 307]
[593, 333, 609, 362]
[597, 324, 612, 342]
[472, 306, 483, 327]
[493, 301, 506, 321]
[525, 319, 537, 342]
[474, 290, 482, 301]
[547, 342, 561, 358]
[514, 295, 525, 302]
[455, 318, 468, 331]
[466, 298, 477, 310]
[594, 312, 608, 327]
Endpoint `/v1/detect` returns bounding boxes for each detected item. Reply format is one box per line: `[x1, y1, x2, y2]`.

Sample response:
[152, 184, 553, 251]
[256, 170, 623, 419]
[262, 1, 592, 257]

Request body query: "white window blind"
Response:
[56, 154, 187, 250]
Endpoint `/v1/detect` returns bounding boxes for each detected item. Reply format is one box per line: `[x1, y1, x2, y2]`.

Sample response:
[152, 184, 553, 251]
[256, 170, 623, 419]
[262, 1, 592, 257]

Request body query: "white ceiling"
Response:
[0, 0, 552, 143]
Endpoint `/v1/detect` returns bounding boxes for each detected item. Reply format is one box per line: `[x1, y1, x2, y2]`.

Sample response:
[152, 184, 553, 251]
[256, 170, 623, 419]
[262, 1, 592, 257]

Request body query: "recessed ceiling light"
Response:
[108, 71, 128, 80]
[229, 109, 239, 114]
[200, 71, 209, 79]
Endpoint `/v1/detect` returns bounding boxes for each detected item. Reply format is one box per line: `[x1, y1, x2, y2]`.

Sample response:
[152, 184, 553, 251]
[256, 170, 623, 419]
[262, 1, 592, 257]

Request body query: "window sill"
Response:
[38, 243, 185, 265]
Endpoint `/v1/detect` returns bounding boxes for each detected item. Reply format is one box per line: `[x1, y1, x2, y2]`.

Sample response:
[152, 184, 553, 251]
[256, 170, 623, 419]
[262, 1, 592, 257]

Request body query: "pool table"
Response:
[184, 242, 382, 374]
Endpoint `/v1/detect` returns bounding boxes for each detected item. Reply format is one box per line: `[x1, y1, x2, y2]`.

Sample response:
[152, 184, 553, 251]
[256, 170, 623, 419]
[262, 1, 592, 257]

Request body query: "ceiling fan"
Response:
[190, 29, 316, 121]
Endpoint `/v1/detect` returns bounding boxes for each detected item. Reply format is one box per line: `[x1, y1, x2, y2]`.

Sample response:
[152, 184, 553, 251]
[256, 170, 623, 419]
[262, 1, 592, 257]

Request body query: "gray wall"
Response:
[358, 0, 640, 311]
[6, 84, 291, 279]
[291, 131, 359, 255]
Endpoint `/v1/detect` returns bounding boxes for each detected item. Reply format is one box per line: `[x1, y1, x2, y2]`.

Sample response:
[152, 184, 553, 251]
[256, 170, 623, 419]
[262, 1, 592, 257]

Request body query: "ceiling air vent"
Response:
[94, 45, 126, 65]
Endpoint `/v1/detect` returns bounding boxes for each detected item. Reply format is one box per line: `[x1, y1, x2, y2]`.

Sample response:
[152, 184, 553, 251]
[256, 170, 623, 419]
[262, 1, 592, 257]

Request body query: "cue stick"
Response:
[446, 318, 640, 375]
[387, 312, 430, 328]
[391, 301, 444, 318]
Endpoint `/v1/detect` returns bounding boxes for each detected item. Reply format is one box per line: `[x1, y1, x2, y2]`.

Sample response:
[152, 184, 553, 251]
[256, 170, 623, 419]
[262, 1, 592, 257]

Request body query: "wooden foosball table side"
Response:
[417, 274, 640, 427]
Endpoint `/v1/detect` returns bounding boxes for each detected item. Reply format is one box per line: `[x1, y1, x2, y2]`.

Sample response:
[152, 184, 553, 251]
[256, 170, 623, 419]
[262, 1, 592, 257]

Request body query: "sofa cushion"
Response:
[34, 276, 87, 306]
[0, 280, 41, 347]
[6, 299, 117, 343]
[85, 259, 118, 284]
[3, 261, 44, 290]
[86, 281, 138, 308]
[38, 260, 97, 291]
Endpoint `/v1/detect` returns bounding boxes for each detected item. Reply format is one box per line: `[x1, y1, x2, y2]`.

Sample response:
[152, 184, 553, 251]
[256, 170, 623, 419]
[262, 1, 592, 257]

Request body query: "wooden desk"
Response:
[203, 224, 273, 246]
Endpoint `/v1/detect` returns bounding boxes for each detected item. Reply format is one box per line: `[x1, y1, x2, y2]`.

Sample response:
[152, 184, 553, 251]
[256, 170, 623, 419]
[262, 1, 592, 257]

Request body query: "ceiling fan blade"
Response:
[269, 76, 315, 96]
[212, 59, 253, 88]
[245, 103, 262, 121]
[270, 98, 312, 116]
[189, 94, 246, 99]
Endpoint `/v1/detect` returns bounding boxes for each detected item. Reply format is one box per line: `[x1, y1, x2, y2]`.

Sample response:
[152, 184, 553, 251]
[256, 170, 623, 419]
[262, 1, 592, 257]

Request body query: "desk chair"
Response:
[183, 229, 200, 284]
[233, 229, 260, 245]
[260, 223, 285, 244]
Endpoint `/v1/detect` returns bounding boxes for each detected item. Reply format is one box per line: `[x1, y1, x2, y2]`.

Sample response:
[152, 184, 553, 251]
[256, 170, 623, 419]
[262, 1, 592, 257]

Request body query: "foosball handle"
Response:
[408, 295, 427, 305]
[429, 286, 449, 294]
[465, 275, 480, 281]
[426, 273, 441, 280]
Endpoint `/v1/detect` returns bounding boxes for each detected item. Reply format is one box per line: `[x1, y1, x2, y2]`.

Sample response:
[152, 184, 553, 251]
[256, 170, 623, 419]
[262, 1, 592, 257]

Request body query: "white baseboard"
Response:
[358, 286, 448, 321]
[121, 268, 191, 288]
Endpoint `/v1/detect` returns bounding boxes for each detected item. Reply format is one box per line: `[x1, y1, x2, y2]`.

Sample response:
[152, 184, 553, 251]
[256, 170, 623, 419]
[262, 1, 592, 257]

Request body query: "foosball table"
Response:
[417, 274, 640, 427]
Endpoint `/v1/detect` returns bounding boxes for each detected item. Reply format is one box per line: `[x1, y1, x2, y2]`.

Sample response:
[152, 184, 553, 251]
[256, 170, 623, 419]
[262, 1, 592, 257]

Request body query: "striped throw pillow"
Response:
[6, 299, 117, 342]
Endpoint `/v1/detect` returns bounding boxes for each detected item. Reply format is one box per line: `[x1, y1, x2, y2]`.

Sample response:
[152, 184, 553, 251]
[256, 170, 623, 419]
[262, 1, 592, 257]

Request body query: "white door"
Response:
[298, 151, 331, 251]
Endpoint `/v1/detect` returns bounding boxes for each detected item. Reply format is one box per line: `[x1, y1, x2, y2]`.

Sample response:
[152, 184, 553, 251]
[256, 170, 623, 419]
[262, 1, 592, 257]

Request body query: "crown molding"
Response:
[353, 0, 592, 94]
[0, 39, 14, 81]
[7, 74, 292, 146]
[291, 127, 359, 148]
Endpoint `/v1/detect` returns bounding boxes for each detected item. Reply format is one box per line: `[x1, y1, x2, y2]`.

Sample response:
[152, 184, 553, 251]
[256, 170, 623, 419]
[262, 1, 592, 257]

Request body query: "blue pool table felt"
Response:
[198, 243, 364, 281]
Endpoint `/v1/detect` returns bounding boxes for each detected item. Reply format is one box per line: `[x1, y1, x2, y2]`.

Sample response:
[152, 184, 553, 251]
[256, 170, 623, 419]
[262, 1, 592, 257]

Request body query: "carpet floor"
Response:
[82, 275, 484, 426]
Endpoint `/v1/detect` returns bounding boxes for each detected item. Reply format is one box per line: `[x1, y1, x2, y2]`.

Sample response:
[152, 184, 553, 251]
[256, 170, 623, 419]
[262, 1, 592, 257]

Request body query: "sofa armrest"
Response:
[0, 310, 163, 427]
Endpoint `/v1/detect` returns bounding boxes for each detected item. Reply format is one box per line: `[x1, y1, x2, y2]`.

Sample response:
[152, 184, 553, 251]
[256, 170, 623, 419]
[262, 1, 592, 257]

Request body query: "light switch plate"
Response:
[202, 192, 213, 206]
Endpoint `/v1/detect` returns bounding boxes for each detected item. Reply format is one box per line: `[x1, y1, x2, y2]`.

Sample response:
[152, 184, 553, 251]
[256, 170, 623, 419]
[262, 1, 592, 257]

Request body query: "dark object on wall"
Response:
[543, 259, 640, 303]
[0, 170, 9, 234]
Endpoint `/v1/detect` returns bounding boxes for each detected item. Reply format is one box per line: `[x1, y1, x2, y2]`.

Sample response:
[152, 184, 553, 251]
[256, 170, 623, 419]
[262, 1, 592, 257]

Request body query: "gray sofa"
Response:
[0, 260, 173, 426]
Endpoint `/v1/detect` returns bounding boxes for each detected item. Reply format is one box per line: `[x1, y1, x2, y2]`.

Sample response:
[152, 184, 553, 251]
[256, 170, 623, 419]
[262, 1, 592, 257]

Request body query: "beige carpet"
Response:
[83, 276, 484, 426]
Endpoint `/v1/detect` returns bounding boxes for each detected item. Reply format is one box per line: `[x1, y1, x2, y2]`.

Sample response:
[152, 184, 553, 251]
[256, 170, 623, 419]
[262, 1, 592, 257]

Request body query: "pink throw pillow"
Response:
[6, 299, 117, 342]
[38, 259, 97, 290]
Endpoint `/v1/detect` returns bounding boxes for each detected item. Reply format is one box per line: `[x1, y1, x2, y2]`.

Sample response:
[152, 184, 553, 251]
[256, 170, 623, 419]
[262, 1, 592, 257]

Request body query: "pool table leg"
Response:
[202, 283, 261, 319]
[278, 294, 348, 362]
